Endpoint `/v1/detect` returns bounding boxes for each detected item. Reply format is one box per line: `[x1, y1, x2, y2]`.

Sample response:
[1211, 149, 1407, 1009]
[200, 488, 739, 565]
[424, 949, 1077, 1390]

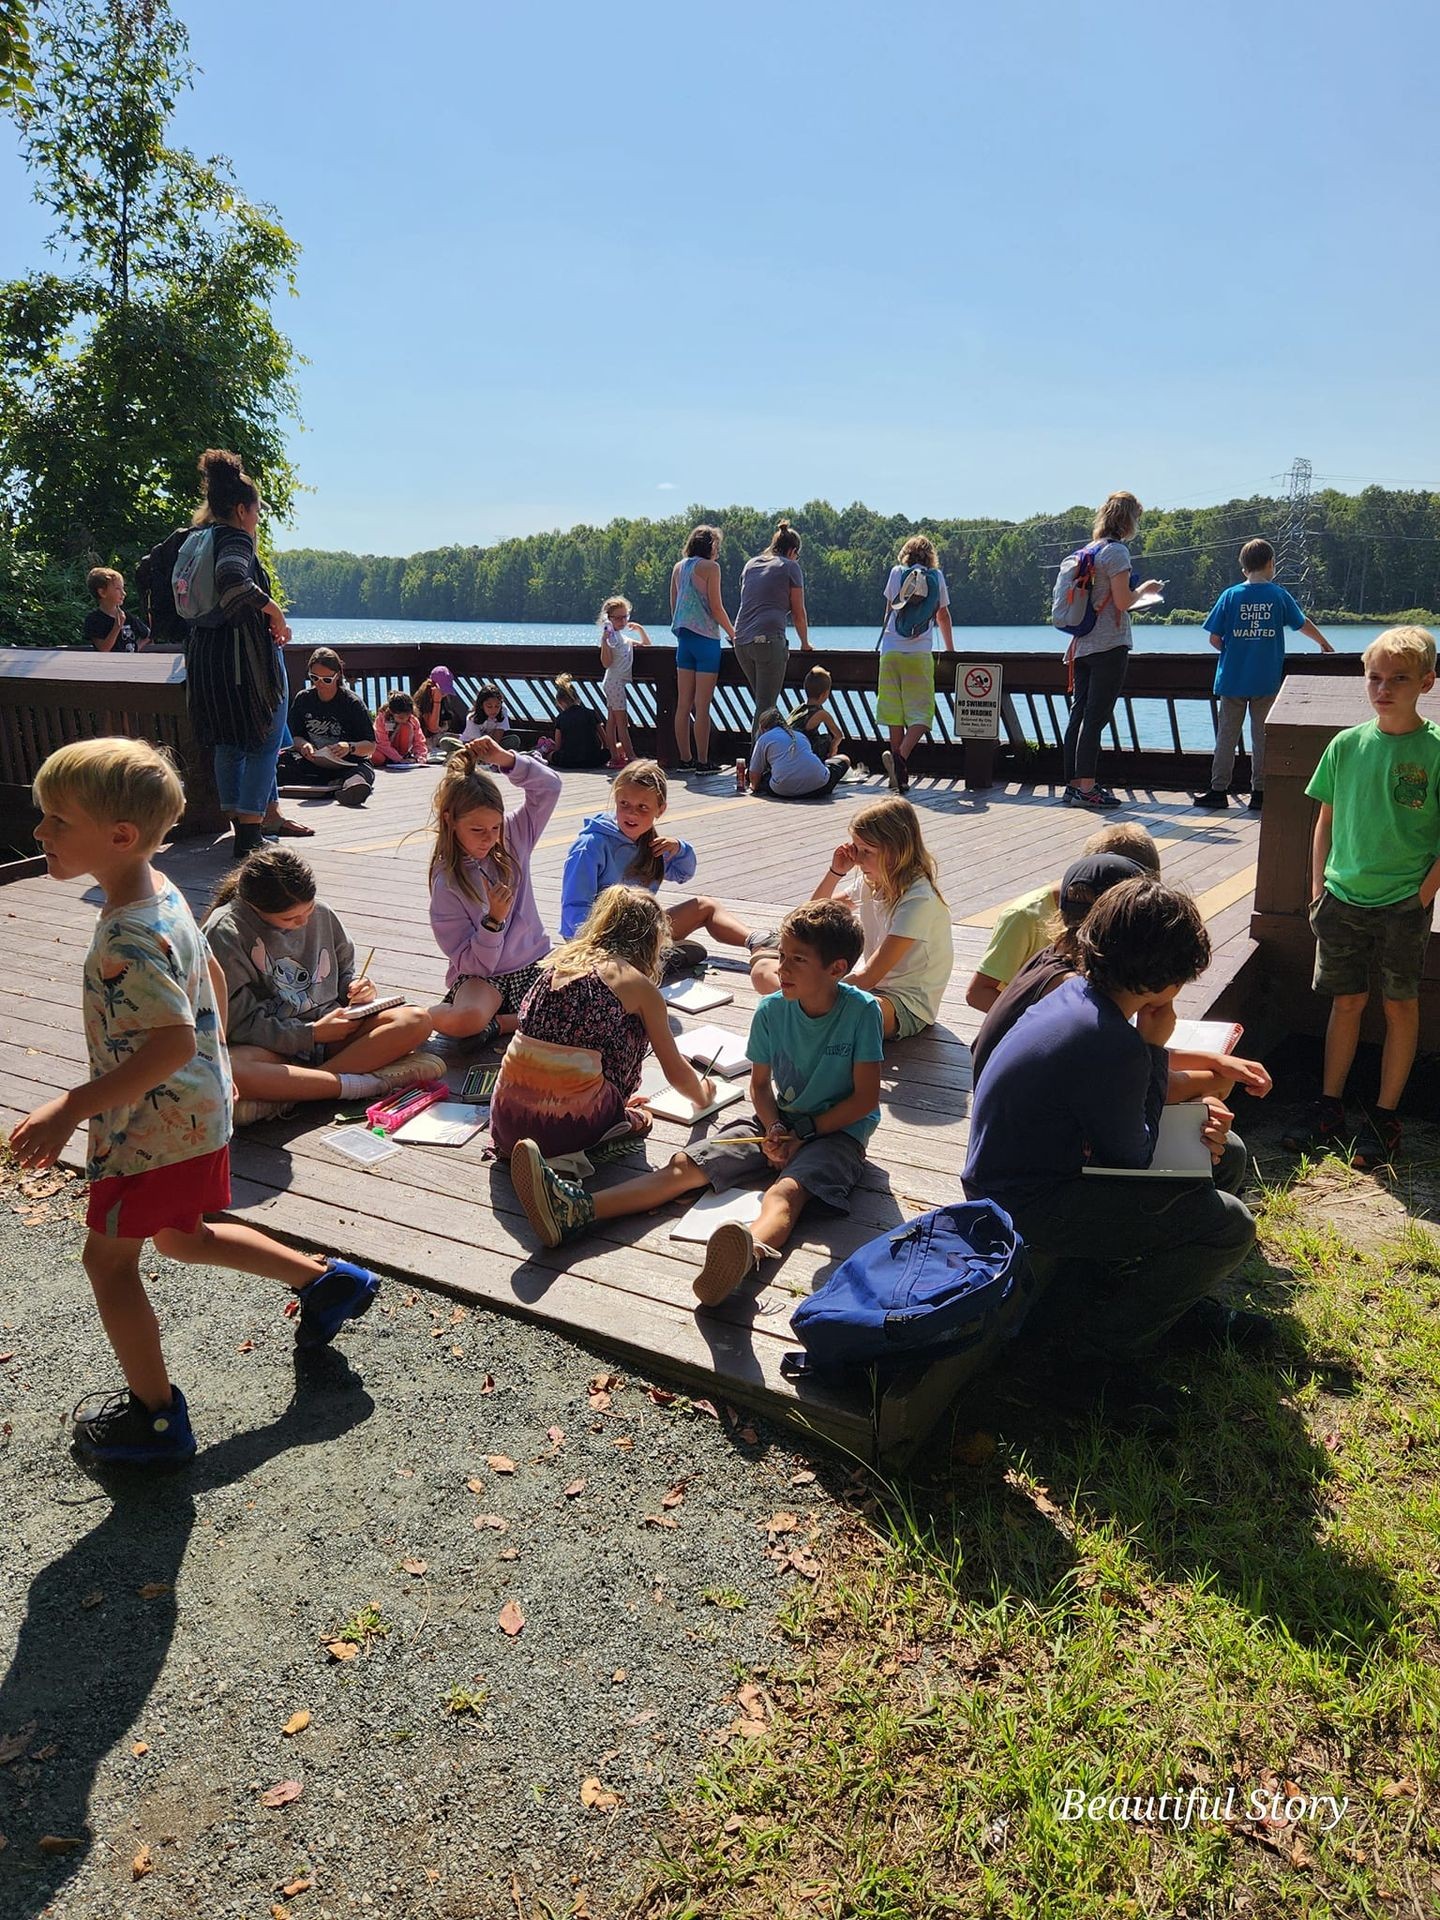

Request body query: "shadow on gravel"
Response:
[0, 1359, 373, 1917]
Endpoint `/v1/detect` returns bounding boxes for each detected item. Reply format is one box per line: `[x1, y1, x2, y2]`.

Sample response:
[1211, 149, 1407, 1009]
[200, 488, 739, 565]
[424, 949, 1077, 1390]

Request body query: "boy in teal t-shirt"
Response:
[1194, 537, 1332, 813]
[509, 900, 885, 1307]
[1283, 626, 1440, 1167]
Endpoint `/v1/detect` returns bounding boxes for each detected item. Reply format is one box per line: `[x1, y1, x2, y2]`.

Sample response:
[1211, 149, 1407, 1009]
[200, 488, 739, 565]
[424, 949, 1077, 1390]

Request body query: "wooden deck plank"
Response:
[0, 760, 1263, 1462]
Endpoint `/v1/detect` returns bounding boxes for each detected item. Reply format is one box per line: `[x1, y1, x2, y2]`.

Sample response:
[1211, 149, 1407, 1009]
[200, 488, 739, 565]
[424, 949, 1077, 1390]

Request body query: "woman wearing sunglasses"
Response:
[275, 647, 377, 810]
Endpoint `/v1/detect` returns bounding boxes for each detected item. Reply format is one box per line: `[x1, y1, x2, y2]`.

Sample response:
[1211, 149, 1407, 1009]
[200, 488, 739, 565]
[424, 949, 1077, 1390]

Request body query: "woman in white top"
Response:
[876, 533, 954, 794]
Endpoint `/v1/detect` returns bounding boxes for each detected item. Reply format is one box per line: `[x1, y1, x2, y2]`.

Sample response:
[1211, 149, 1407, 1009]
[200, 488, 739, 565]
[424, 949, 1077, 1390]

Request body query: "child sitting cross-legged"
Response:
[204, 847, 441, 1123]
[509, 899, 883, 1308]
[11, 739, 381, 1467]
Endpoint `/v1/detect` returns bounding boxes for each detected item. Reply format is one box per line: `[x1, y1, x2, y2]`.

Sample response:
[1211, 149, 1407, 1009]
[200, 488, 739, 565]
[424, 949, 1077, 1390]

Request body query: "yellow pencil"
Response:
[358, 947, 375, 982]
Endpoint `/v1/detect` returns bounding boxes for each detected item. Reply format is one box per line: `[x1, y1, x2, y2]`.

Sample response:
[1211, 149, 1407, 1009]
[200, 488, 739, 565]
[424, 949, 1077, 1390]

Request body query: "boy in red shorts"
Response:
[11, 738, 379, 1467]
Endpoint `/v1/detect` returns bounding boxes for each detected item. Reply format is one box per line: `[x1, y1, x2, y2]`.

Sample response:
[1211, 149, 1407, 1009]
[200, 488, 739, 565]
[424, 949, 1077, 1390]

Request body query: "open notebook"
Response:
[638, 1060, 746, 1126]
[660, 978, 734, 1015]
[1084, 1102, 1214, 1179]
[1168, 1017, 1244, 1056]
[674, 1023, 751, 1079]
[670, 1185, 765, 1244]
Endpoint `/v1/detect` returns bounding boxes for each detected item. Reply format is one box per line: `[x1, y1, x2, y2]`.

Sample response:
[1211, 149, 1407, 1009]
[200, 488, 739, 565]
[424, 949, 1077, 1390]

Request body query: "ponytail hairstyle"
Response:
[683, 524, 721, 560]
[599, 595, 632, 631]
[414, 676, 439, 713]
[847, 797, 946, 912]
[765, 519, 801, 558]
[306, 646, 347, 687]
[612, 758, 669, 886]
[193, 447, 260, 527]
[548, 886, 669, 987]
[554, 671, 581, 710]
[428, 752, 515, 905]
[1093, 490, 1142, 543]
[755, 706, 791, 738]
[472, 681, 505, 723]
[210, 845, 316, 916]
[382, 689, 415, 719]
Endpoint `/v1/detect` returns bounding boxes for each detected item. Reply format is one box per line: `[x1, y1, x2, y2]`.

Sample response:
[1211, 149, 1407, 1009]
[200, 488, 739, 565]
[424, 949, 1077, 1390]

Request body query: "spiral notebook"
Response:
[1084, 1103, 1213, 1179]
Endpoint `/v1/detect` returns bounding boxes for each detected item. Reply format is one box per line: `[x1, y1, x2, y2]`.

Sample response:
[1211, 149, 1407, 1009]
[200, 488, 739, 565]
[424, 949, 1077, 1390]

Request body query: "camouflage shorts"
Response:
[1309, 887, 1431, 1001]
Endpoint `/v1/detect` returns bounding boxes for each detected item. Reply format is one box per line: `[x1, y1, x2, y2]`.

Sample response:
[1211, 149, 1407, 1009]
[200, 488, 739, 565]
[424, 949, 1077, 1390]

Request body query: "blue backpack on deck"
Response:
[782, 1199, 1029, 1379]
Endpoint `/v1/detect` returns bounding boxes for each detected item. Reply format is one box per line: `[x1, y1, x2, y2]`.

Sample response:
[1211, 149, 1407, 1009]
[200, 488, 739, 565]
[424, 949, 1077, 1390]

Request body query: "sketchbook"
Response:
[1084, 1103, 1213, 1180]
[675, 1023, 752, 1078]
[638, 1061, 747, 1125]
[337, 993, 408, 1021]
[394, 1101, 488, 1147]
[660, 978, 734, 1014]
[1168, 1017, 1244, 1056]
[670, 1185, 766, 1244]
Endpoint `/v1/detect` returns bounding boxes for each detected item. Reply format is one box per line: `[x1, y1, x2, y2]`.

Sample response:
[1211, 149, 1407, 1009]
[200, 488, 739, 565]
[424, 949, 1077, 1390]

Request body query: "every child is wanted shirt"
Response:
[1307, 718, 1440, 907]
[82, 883, 231, 1181]
[1204, 581, 1307, 699]
[748, 981, 884, 1145]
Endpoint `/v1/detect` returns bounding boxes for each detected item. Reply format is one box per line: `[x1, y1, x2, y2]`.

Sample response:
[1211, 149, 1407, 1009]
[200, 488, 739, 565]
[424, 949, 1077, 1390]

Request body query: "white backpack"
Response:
[171, 527, 220, 625]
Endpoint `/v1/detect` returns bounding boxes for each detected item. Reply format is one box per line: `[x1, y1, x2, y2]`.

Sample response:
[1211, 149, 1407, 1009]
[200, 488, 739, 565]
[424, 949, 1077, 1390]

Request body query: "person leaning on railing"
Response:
[733, 519, 812, 732]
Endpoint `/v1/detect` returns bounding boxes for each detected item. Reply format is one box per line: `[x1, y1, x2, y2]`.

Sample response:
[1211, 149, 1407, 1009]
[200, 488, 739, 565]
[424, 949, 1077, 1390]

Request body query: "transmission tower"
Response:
[1272, 456, 1314, 589]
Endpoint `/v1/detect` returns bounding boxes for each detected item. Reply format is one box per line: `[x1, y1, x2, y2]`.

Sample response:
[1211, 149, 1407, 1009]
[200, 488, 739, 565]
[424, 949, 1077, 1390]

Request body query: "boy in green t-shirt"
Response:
[1283, 627, 1440, 1167]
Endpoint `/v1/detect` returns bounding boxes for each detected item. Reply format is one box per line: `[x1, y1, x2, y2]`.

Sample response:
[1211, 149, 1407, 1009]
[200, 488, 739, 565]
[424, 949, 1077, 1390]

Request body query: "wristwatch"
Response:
[791, 1112, 818, 1142]
[481, 915, 504, 933]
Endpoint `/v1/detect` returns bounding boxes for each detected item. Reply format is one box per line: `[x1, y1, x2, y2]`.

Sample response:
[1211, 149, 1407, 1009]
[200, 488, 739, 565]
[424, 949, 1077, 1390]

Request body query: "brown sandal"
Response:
[266, 815, 315, 837]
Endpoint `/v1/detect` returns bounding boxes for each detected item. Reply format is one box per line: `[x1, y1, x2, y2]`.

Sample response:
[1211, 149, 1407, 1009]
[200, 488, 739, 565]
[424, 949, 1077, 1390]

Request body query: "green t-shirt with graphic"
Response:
[1307, 718, 1440, 906]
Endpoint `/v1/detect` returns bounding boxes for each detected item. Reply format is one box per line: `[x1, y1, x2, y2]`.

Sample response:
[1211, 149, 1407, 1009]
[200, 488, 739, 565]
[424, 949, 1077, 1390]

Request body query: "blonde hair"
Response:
[898, 535, 937, 568]
[1082, 821, 1161, 875]
[548, 886, 668, 987]
[554, 671, 581, 708]
[1364, 626, 1437, 678]
[33, 737, 184, 851]
[427, 752, 515, 906]
[611, 759, 669, 886]
[1093, 491, 1142, 542]
[86, 566, 122, 599]
[848, 797, 945, 911]
[599, 595, 631, 627]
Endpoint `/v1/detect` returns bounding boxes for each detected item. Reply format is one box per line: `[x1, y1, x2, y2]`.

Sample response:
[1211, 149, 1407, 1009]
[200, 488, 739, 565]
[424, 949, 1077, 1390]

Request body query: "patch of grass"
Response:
[703, 1588, 750, 1612]
[628, 1164, 1440, 1919]
[443, 1684, 488, 1717]
[334, 1603, 389, 1648]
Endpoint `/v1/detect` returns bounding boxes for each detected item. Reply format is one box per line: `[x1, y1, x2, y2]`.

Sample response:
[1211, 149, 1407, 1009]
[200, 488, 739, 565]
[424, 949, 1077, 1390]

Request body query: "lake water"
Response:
[289, 617, 1381, 658]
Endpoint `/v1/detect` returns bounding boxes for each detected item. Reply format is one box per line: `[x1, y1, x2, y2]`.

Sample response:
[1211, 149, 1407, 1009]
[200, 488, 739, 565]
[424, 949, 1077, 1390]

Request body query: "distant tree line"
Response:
[277, 488, 1440, 629]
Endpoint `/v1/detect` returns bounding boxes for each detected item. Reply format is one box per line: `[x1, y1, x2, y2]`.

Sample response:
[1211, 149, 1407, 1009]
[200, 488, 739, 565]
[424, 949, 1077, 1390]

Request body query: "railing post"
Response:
[651, 646, 679, 769]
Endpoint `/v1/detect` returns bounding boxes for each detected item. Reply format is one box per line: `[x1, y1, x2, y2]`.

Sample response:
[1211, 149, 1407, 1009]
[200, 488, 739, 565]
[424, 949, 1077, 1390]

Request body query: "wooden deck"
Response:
[0, 764, 1262, 1462]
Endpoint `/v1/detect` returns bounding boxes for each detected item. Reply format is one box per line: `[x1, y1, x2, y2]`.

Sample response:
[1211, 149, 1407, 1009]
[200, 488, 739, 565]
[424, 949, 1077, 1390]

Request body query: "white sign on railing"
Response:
[954, 661, 1002, 740]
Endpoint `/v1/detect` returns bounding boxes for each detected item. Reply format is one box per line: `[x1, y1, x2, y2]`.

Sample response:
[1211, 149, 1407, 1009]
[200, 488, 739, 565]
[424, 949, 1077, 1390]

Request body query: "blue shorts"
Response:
[674, 627, 722, 675]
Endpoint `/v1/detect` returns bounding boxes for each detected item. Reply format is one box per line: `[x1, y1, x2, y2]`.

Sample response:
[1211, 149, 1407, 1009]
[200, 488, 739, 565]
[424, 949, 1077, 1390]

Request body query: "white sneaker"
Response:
[367, 1052, 446, 1094]
[232, 1097, 297, 1127]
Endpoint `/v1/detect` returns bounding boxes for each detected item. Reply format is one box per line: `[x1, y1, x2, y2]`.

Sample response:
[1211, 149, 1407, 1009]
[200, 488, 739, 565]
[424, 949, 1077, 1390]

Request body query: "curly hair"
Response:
[1076, 878, 1210, 996]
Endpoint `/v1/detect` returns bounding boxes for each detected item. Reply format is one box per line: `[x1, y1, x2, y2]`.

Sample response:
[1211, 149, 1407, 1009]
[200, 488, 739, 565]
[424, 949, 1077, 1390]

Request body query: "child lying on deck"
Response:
[509, 900, 883, 1307]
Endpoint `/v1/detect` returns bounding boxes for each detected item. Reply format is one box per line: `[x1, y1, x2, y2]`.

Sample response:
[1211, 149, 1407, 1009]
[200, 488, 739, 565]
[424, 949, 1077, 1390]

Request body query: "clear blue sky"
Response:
[2, 0, 1437, 555]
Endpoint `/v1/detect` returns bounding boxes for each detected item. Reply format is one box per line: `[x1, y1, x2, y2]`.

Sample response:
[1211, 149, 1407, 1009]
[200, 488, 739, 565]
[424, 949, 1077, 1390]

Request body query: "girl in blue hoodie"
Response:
[558, 760, 763, 960]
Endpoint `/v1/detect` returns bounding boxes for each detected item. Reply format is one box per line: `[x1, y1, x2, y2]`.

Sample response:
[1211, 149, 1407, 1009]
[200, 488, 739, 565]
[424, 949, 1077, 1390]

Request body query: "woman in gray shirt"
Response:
[1062, 490, 1162, 811]
[733, 520, 812, 728]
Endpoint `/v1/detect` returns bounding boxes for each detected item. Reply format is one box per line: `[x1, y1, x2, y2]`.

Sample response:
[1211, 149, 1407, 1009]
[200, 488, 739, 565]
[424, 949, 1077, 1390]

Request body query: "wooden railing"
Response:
[284, 641, 1363, 789]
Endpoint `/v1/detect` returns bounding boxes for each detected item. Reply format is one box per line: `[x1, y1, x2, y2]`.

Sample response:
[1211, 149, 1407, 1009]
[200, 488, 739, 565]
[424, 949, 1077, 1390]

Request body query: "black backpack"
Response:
[136, 526, 191, 641]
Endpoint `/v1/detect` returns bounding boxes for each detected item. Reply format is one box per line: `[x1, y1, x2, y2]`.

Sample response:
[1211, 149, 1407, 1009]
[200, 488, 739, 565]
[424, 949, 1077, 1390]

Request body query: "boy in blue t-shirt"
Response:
[1194, 538, 1332, 813]
[510, 900, 885, 1308]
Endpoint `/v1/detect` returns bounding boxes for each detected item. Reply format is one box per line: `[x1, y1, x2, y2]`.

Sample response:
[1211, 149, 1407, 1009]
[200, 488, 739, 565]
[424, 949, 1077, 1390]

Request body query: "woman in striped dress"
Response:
[183, 448, 292, 860]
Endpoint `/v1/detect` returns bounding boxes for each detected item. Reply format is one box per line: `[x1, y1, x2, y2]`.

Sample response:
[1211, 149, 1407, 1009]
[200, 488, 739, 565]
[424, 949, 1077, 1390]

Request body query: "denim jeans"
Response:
[1002, 1135, 1256, 1362]
[214, 679, 287, 815]
[1063, 645, 1129, 783]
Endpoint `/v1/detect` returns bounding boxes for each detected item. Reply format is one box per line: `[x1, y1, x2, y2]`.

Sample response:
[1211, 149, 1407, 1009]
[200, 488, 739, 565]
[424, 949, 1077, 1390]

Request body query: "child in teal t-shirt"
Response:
[1283, 626, 1440, 1168]
[507, 900, 885, 1308]
[1194, 537, 1332, 813]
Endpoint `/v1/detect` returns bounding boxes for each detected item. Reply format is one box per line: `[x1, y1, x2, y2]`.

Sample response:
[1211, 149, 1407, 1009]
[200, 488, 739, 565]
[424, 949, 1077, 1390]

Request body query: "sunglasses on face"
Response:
[310, 673, 339, 684]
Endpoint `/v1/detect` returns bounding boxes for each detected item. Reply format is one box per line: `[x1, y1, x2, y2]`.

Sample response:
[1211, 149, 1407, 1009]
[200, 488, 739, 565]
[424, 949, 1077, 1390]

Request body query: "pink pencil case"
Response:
[365, 1081, 449, 1134]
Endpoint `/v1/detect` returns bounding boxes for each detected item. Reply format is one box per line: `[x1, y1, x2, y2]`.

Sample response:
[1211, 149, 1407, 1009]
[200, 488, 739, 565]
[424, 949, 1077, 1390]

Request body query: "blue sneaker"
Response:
[72, 1384, 196, 1465]
[295, 1260, 381, 1348]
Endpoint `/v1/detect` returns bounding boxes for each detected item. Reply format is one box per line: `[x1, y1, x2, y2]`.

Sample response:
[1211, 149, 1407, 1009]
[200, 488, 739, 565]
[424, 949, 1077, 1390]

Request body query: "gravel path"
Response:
[0, 1166, 839, 1920]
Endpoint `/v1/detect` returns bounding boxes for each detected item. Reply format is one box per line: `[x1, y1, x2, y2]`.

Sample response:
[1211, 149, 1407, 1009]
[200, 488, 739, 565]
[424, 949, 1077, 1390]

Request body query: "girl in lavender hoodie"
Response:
[426, 738, 562, 1043]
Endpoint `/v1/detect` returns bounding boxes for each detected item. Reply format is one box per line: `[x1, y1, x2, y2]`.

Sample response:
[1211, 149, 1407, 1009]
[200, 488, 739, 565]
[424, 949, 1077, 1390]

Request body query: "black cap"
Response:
[1059, 852, 1145, 922]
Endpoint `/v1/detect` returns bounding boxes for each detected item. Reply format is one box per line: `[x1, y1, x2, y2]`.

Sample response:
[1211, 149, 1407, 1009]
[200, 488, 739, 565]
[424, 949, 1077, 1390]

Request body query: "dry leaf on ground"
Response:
[39, 1836, 83, 1853]
[563, 1478, 586, 1498]
[401, 1558, 428, 1576]
[323, 1640, 358, 1662]
[465, 1476, 485, 1494]
[642, 1513, 677, 1529]
[132, 1845, 153, 1880]
[137, 1582, 172, 1600]
[281, 1711, 310, 1737]
[497, 1600, 525, 1636]
[661, 1483, 686, 1509]
[473, 1513, 508, 1532]
[487, 1455, 516, 1475]
[0, 1723, 36, 1766]
[762, 1512, 799, 1539]
[580, 1777, 620, 1810]
[260, 1780, 302, 1809]
[131, 1741, 148, 1757]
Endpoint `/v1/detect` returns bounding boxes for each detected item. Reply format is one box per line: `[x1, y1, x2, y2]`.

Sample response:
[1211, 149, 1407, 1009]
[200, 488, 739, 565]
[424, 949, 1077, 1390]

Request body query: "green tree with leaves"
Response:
[0, 0, 301, 580]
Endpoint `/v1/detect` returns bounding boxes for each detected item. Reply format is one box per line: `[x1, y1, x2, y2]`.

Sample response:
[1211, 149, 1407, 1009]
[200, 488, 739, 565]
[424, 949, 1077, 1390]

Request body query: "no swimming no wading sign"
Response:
[954, 661, 1002, 740]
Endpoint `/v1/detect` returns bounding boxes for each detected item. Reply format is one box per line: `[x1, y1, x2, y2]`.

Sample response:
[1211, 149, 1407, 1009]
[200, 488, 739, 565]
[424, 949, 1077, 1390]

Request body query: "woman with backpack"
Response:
[1059, 491, 1163, 812]
[179, 448, 292, 861]
[877, 535, 954, 793]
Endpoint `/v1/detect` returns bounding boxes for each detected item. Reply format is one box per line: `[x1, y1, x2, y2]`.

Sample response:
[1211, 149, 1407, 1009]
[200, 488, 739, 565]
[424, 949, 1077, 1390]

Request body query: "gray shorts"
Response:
[1310, 888, 1431, 1002]
[684, 1115, 867, 1213]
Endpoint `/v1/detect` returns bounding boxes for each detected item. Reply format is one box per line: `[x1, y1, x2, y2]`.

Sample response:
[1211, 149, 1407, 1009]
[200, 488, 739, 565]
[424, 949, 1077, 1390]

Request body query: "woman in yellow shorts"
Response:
[876, 535, 954, 792]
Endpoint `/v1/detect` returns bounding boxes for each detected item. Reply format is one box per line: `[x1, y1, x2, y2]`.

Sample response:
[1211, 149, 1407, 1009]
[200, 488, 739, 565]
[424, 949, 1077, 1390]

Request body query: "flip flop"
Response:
[266, 816, 316, 837]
